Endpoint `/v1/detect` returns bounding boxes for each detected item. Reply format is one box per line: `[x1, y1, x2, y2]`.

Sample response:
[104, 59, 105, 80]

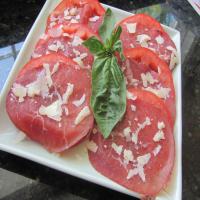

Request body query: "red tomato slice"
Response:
[6, 54, 94, 152]
[88, 88, 175, 196]
[46, 0, 105, 33]
[118, 14, 177, 69]
[122, 47, 176, 125]
[33, 25, 97, 69]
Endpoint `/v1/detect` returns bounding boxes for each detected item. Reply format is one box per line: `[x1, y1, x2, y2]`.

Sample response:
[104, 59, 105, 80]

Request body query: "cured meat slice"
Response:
[118, 14, 178, 69]
[123, 47, 176, 124]
[47, 0, 105, 34]
[88, 88, 175, 196]
[33, 25, 96, 69]
[6, 54, 94, 152]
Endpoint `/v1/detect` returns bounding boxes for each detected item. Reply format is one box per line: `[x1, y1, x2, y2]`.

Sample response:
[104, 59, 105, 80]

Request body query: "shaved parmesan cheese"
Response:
[155, 35, 164, 44]
[43, 63, 53, 87]
[62, 83, 74, 104]
[70, 19, 78, 24]
[141, 72, 158, 87]
[51, 62, 59, 75]
[126, 23, 137, 34]
[111, 143, 123, 155]
[74, 106, 91, 125]
[89, 15, 100, 22]
[158, 121, 165, 130]
[127, 91, 137, 101]
[32, 52, 41, 58]
[63, 32, 72, 38]
[131, 105, 136, 111]
[72, 49, 81, 56]
[123, 149, 134, 164]
[26, 81, 41, 97]
[12, 83, 27, 102]
[39, 100, 62, 121]
[72, 94, 86, 107]
[153, 145, 162, 156]
[127, 168, 138, 180]
[48, 41, 65, 52]
[48, 27, 63, 38]
[127, 153, 151, 181]
[137, 34, 151, 47]
[71, 36, 83, 47]
[169, 51, 178, 70]
[123, 127, 132, 142]
[69, 7, 77, 16]
[153, 130, 165, 142]
[144, 87, 171, 100]
[73, 53, 88, 67]
[87, 140, 98, 153]
[130, 43, 135, 48]
[132, 117, 151, 144]
[64, 9, 69, 17]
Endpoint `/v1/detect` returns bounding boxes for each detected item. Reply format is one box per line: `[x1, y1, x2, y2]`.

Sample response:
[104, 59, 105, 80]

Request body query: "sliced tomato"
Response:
[122, 47, 176, 124]
[118, 14, 177, 69]
[6, 54, 94, 152]
[46, 0, 105, 33]
[88, 88, 175, 196]
[33, 25, 97, 69]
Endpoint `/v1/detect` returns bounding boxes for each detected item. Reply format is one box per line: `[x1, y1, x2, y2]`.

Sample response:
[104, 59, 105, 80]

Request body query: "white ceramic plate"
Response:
[0, 1, 182, 199]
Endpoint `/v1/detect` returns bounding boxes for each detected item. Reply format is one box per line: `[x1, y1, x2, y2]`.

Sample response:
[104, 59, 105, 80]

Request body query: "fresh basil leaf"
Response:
[112, 40, 125, 61]
[99, 8, 116, 44]
[91, 56, 126, 138]
[82, 36, 104, 55]
[110, 26, 122, 47]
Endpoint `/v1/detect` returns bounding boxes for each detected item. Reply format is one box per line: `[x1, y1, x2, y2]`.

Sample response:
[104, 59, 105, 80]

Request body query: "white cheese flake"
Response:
[169, 51, 178, 70]
[137, 34, 151, 47]
[69, 7, 77, 16]
[125, 23, 137, 34]
[87, 140, 98, 153]
[144, 86, 171, 100]
[140, 72, 158, 87]
[127, 91, 137, 101]
[132, 117, 151, 144]
[64, 9, 69, 17]
[63, 32, 72, 38]
[153, 145, 162, 156]
[40, 33, 48, 40]
[123, 127, 132, 142]
[155, 35, 164, 44]
[123, 149, 134, 164]
[157, 121, 165, 130]
[70, 18, 78, 24]
[89, 15, 100, 22]
[51, 62, 59, 75]
[62, 83, 74, 104]
[71, 35, 83, 47]
[131, 105, 136, 112]
[130, 43, 135, 48]
[12, 84, 27, 102]
[72, 49, 81, 56]
[111, 143, 123, 155]
[73, 53, 88, 67]
[72, 94, 86, 107]
[48, 41, 65, 52]
[39, 100, 63, 121]
[43, 63, 53, 87]
[153, 130, 165, 142]
[74, 106, 91, 125]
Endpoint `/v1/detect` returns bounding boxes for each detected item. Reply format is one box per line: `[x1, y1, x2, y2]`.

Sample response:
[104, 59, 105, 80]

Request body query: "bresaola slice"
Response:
[33, 25, 96, 69]
[88, 88, 175, 196]
[123, 47, 176, 124]
[47, 0, 105, 33]
[118, 14, 178, 69]
[6, 54, 94, 152]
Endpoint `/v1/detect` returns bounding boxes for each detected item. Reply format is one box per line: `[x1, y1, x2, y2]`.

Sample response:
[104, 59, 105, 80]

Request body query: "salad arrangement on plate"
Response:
[6, 0, 179, 198]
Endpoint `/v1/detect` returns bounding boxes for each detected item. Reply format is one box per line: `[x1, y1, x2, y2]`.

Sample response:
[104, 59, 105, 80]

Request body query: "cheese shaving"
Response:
[72, 94, 86, 107]
[12, 83, 27, 102]
[89, 15, 100, 22]
[87, 140, 98, 153]
[125, 23, 137, 34]
[137, 34, 151, 47]
[43, 63, 53, 87]
[153, 145, 162, 156]
[127, 91, 137, 101]
[74, 106, 91, 125]
[123, 149, 134, 164]
[71, 35, 83, 47]
[153, 130, 165, 142]
[111, 143, 123, 155]
[140, 72, 158, 87]
[155, 35, 164, 44]
[62, 83, 74, 104]
[123, 127, 132, 142]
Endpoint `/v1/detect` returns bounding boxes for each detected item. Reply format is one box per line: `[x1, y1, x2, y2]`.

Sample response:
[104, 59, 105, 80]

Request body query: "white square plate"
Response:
[0, 1, 182, 199]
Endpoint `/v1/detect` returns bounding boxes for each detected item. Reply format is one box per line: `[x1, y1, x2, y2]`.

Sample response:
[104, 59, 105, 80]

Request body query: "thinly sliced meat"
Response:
[46, 0, 105, 33]
[33, 25, 96, 69]
[118, 14, 178, 69]
[6, 54, 94, 152]
[122, 47, 176, 124]
[88, 88, 175, 196]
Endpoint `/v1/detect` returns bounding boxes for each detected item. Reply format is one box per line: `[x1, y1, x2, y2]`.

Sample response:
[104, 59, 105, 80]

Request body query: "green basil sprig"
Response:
[83, 8, 126, 138]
